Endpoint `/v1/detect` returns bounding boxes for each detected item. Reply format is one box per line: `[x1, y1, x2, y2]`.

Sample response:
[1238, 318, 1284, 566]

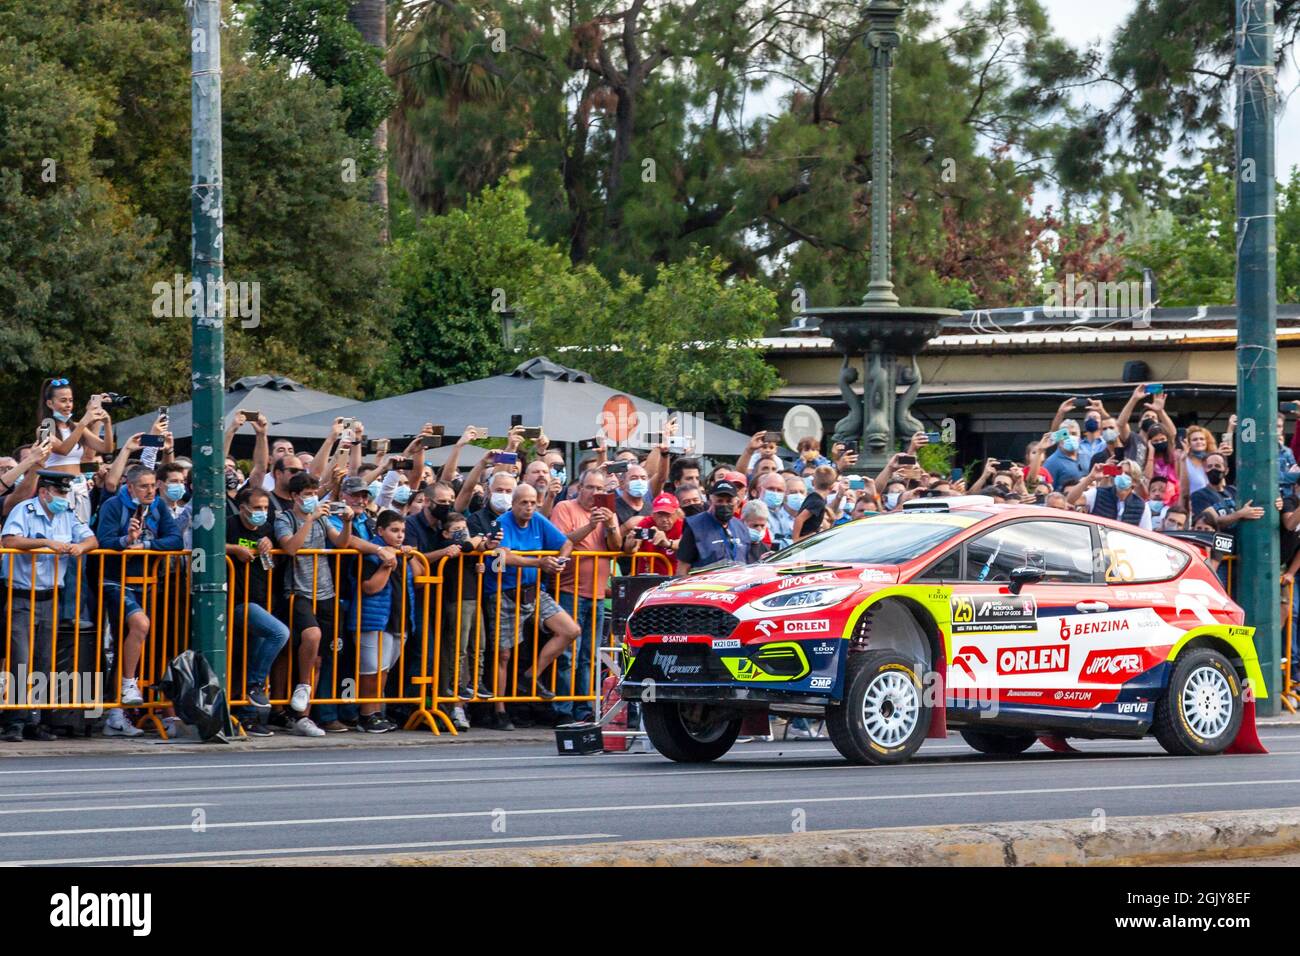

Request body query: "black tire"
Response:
[827, 651, 929, 765]
[959, 729, 1037, 755]
[642, 702, 742, 763]
[1152, 648, 1243, 756]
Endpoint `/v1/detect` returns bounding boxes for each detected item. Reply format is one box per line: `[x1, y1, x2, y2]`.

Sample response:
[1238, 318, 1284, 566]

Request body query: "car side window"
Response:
[963, 520, 1094, 584]
[916, 547, 960, 581]
[1098, 527, 1189, 583]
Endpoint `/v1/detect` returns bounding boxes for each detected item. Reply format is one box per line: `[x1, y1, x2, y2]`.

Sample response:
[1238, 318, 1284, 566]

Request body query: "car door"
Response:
[1076, 525, 1197, 709]
[948, 518, 1098, 708]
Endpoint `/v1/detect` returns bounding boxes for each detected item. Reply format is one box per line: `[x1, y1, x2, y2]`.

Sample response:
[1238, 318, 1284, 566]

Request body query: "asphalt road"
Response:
[3, 727, 1300, 865]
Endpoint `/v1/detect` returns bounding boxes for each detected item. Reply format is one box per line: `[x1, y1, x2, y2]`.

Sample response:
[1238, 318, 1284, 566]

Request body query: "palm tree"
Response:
[347, 0, 390, 237]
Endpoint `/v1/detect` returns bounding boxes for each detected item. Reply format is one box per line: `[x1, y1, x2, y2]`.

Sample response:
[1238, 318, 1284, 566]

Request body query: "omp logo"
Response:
[810, 677, 833, 689]
[952, 596, 975, 624]
[783, 619, 829, 634]
[50, 886, 151, 936]
[1117, 701, 1149, 714]
[996, 645, 1068, 675]
[651, 652, 702, 676]
[1080, 650, 1146, 683]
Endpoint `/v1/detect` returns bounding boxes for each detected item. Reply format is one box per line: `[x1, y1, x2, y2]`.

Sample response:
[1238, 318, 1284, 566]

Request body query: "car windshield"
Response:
[769, 513, 980, 566]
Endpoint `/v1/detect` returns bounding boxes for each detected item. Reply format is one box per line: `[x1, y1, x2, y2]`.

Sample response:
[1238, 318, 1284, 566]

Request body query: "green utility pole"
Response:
[1234, 0, 1280, 714]
[189, 0, 230, 721]
[862, 0, 903, 309]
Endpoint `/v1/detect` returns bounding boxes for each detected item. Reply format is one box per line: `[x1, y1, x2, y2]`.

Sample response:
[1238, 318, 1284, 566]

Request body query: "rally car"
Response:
[620, 497, 1268, 765]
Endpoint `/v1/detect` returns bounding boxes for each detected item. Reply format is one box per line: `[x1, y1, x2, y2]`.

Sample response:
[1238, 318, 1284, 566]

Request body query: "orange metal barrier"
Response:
[1281, 577, 1298, 714]
[426, 549, 671, 734]
[0, 544, 671, 738]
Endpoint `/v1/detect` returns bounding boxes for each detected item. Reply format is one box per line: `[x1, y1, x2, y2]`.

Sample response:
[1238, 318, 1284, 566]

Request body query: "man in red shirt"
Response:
[625, 492, 683, 574]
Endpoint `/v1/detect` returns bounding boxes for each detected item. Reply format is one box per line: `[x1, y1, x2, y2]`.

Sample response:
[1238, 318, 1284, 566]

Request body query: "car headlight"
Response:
[753, 585, 856, 612]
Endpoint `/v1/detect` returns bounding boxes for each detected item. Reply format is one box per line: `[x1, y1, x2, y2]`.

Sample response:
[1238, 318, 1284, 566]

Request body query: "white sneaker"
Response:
[161, 716, 191, 739]
[293, 716, 326, 737]
[102, 709, 143, 738]
[290, 683, 311, 713]
[451, 706, 470, 731]
[121, 678, 143, 706]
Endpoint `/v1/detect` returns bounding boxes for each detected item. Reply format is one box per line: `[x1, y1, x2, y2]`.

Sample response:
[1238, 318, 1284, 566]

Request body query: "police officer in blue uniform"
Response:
[675, 480, 750, 575]
[0, 471, 98, 741]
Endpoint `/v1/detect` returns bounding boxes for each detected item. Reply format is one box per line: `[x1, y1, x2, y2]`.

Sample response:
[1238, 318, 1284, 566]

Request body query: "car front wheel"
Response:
[827, 651, 929, 765]
[642, 702, 742, 762]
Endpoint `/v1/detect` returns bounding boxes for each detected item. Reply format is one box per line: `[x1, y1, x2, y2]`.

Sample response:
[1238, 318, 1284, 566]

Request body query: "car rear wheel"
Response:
[827, 651, 929, 765]
[642, 702, 742, 762]
[1152, 648, 1242, 756]
[959, 729, 1037, 755]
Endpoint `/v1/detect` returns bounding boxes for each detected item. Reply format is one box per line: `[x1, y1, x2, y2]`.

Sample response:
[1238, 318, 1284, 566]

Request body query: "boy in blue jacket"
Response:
[352, 510, 416, 733]
[94, 463, 183, 706]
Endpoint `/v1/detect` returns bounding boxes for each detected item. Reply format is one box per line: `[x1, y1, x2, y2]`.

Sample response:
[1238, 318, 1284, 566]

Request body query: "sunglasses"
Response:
[48, 378, 70, 388]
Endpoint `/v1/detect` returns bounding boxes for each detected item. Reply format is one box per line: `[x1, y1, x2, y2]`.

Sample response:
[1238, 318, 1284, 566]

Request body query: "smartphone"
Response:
[417, 435, 443, 449]
[594, 493, 617, 512]
[1072, 397, 1091, 410]
[428, 425, 445, 436]
[134, 504, 148, 523]
[156, 406, 168, 420]
[36, 422, 53, 442]
[634, 526, 655, 541]
[510, 414, 523, 428]
[392, 457, 416, 472]
[1101, 463, 1123, 477]
[241, 409, 260, 421]
[1281, 402, 1300, 415]
[950, 467, 964, 482]
[645, 432, 663, 445]
[519, 426, 542, 440]
[842, 441, 858, 453]
[666, 436, 691, 453]
[492, 451, 519, 465]
[79, 462, 100, 474]
[986, 459, 1003, 470]
[140, 434, 164, 448]
[1050, 428, 1070, 443]
[1176, 427, 1188, 443]
[1144, 384, 1164, 395]
[924, 431, 942, 443]
[897, 454, 917, 466]
[848, 476, 866, 490]
[368, 438, 390, 456]
[761, 431, 782, 445]
[329, 501, 350, 516]
[606, 460, 630, 475]
[578, 438, 601, 451]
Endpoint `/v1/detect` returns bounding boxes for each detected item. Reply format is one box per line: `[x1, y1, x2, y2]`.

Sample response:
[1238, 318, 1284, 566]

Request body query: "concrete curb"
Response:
[212, 807, 1300, 867]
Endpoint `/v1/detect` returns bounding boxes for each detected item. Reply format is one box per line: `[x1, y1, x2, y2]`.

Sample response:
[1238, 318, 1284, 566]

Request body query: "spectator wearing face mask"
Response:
[881, 479, 906, 512]
[1189, 452, 1268, 528]
[625, 491, 684, 576]
[468, 470, 516, 542]
[1145, 475, 1171, 526]
[1067, 460, 1151, 529]
[155, 461, 192, 550]
[791, 437, 830, 476]
[740, 499, 773, 561]
[1076, 399, 1110, 463]
[792, 465, 837, 542]
[676, 484, 705, 517]
[1042, 418, 1090, 488]
[1161, 507, 1188, 531]
[1143, 425, 1180, 504]
[754, 473, 791, 548]
[675, 481, 750, 574]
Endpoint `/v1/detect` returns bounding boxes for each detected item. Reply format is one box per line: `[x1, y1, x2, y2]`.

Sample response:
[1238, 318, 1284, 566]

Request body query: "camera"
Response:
[101, 392, 130, 407]
[635, 527, 656, 542]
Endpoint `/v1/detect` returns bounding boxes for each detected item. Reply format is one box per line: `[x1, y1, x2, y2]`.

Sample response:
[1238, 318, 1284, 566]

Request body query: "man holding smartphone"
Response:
[549, 469, 622, 724]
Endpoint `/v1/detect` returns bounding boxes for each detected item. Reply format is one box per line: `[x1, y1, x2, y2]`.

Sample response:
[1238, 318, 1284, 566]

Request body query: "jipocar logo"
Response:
[1079, 649, 1147, 683]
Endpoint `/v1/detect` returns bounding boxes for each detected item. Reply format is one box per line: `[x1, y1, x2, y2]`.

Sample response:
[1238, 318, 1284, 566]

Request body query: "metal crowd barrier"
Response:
[0, 546, 670, 738]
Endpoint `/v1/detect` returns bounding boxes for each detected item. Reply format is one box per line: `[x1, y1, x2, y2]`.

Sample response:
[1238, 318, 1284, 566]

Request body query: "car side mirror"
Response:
[1008, 566, 1045, 595]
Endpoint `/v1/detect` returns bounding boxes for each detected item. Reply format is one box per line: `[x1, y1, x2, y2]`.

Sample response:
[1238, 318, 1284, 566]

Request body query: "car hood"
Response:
[638, 561, 901, 611]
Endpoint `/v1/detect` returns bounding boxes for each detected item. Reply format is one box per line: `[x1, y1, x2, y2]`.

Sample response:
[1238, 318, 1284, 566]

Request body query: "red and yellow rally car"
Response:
[620, 497, 1268, 765]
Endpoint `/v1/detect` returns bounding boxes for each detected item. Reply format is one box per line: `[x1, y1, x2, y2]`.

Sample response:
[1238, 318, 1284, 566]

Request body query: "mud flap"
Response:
[1224, 693, 1269, 755]
[1037, 734, 1079, 753]
[740, 710, 771, 736]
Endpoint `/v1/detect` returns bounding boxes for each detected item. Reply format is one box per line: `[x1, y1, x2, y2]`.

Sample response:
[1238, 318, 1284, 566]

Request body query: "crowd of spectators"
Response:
[1, 376, 1297, 743]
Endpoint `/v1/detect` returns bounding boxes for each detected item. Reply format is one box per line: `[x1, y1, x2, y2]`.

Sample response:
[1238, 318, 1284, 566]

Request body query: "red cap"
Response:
[723, 470, 747, 487]
[652, 493, 679, 513]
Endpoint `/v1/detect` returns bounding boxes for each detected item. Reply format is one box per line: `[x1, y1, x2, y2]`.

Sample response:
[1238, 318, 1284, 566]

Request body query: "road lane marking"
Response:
[0, 802, 214, 815]
[0, 750, 1296, 802]
[4, 833, 620, 867]
[5, 777, 1300, 840]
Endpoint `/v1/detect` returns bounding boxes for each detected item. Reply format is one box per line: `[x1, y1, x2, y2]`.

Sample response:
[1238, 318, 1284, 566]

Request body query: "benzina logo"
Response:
[996, 645, 1068, 675]
[1068, 618, 1130, 637]
[1080, 649, 1146, 682]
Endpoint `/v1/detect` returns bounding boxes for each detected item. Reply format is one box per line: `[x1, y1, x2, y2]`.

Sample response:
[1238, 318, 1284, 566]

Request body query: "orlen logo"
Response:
[1079, 649, 1146, 683]
[996, 645, 1068, 675]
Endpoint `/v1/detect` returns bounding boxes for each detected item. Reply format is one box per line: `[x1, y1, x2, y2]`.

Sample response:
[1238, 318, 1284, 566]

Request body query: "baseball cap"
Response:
[723, 470, 747, 487]
[709, 480, 740, 498]
[341, 476, 370, 496]
[652, 493, 679, 513]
